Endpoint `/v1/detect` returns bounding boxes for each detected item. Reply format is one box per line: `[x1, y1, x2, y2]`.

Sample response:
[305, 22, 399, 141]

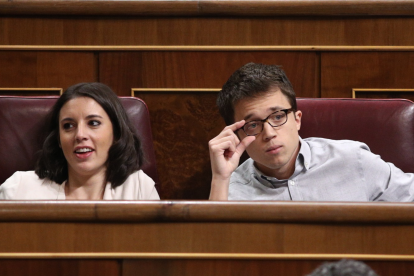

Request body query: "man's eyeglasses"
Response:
[239, 108, 295, 136]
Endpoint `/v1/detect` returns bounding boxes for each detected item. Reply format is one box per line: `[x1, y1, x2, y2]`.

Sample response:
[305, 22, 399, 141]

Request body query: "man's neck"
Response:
[255, 142, 301, 180]
[255, 162, 296, 180]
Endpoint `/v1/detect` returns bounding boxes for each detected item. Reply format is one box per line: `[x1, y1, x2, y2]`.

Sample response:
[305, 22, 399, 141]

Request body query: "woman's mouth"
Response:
[74, 147, 94, 159]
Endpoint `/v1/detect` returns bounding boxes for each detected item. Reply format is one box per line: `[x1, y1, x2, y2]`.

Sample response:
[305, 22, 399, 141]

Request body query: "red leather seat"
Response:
[298, 98, 414, 173]
[0, 96, 159, 186]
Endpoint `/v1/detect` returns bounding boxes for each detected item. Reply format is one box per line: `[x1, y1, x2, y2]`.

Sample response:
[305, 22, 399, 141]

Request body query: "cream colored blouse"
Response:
[0, 170, 159, 200]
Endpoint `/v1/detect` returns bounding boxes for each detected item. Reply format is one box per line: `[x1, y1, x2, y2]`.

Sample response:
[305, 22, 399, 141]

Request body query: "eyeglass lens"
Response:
[243, 110, 289, 136]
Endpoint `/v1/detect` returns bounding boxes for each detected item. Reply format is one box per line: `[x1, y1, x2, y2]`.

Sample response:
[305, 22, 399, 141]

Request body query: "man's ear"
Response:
[294, 110, 302, 131]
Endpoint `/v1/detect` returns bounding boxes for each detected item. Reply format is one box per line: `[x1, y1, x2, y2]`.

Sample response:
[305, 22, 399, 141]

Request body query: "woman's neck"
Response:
[65, 171, 107, 200]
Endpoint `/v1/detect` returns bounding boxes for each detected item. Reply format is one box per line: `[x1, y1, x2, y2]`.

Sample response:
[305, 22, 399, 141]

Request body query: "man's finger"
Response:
[224, 120, 245, 132]
[235, 136, 256, 156]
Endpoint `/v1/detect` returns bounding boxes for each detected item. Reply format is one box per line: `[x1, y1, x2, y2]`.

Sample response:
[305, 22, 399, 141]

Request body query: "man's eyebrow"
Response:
[244, 106, 286, 121]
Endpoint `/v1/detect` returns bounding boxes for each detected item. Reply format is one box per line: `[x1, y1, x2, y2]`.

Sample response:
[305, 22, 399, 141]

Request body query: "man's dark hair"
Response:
[35, 82, 145, 188]
[308, 259, 379, 276]
[217, 62, 297, 125]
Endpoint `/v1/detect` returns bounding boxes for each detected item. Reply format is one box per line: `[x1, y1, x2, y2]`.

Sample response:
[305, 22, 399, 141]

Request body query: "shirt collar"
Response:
[252, 136, 311, 184]
[298, 136, 311, 171]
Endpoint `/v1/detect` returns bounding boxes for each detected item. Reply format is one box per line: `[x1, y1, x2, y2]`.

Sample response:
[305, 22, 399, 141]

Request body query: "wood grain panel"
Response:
[98, 52, 143, 96]
[321, 52, 414, 98]
[2, 203, 414, 276]
[2, 221, 414, 255]
[140, 52, 318, 96]
[134, 92, 221, 199]
[0, 260, 119, 276]
[100, 51, 318, 95]
[0, 18, 65, 45]
[0, 52, 97, 89]
[3, 17, 414, 46]
[353, 89, 414, 102]
[100, 51, 318, 199]
[0, 88, 62, 96]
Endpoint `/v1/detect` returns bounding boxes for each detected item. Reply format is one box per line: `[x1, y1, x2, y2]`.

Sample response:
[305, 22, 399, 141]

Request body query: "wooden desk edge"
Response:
[2, 0, 414, 16]
[1, 252, 414, 261]
[1, 201, 414, 223]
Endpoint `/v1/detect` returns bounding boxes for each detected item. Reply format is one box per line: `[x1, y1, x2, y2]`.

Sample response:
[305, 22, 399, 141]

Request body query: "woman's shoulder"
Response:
[1, 171, 38, 199]
[10, 171, 40, 179]
[2, 171, 41, 187]
[0, 171, 61, 200]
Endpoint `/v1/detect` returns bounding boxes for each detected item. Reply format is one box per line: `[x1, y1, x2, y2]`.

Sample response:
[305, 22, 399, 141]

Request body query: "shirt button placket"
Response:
[288, 179, 301, 200]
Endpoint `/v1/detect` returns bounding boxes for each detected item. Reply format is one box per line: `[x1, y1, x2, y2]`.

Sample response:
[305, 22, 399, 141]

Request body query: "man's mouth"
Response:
[266, 145, 282, 153]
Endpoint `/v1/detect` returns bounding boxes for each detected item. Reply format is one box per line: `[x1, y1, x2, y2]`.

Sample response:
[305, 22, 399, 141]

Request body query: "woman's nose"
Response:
[75, 124, 88, 142]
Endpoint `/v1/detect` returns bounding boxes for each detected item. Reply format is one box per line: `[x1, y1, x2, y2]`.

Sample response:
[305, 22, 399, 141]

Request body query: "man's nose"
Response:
[261, 121, 277, 140]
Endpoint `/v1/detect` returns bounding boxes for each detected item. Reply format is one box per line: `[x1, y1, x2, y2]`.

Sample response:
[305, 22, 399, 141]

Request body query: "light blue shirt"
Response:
[229, 137, 414, 201]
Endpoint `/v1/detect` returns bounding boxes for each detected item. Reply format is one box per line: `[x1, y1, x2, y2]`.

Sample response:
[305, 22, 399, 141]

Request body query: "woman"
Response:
[0, 83, 159, 200]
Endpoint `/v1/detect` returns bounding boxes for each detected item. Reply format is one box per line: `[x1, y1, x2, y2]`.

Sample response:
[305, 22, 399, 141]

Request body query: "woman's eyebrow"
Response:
[86, 114, 103, 119]
[60, 114, 103, 122]
[60, 117, 74, 122]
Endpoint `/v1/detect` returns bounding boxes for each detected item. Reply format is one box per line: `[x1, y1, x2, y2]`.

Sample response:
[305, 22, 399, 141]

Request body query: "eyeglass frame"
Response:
[238, 108, 296, 136]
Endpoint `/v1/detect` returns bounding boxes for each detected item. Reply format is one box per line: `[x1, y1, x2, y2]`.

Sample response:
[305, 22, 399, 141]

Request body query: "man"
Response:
[209, 62, 414, 201]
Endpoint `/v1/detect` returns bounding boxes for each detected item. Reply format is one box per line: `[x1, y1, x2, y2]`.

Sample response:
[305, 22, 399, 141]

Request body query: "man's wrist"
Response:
[211, 173, 231, 183]
[209, 176, 230, 200]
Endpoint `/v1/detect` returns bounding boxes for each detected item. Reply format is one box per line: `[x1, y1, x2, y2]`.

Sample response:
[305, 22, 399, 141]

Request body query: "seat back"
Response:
[298, 98, 414, 173]
[0, 96, 159, 186]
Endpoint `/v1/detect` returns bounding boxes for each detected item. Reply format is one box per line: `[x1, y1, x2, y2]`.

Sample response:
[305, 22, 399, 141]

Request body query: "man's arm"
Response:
[208, 120, 255, 200]
[359, 146, 414, 202]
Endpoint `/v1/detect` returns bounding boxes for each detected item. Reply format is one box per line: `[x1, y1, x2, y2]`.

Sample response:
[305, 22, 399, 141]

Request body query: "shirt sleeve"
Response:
[148, 186, 160, 200]
[137, 170, 160, 200]
[0, 172, 21, 200]
[359, 147, 414, 201]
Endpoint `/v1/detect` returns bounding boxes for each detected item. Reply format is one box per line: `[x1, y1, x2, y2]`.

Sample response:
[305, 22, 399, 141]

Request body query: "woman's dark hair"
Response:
[217, 62, 297, 125]
[35, 82, 144, 188]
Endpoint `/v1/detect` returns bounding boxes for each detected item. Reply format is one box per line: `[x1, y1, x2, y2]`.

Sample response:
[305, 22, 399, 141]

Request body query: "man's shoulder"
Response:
[301, 137, 373, 169]
[231, 158, 255, 185]
[303, 137, 370, 152]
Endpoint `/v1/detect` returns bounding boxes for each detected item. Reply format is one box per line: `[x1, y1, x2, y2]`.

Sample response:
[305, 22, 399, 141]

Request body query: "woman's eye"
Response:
[62, 123, 73, 130]
[89, 120, 101, 127]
